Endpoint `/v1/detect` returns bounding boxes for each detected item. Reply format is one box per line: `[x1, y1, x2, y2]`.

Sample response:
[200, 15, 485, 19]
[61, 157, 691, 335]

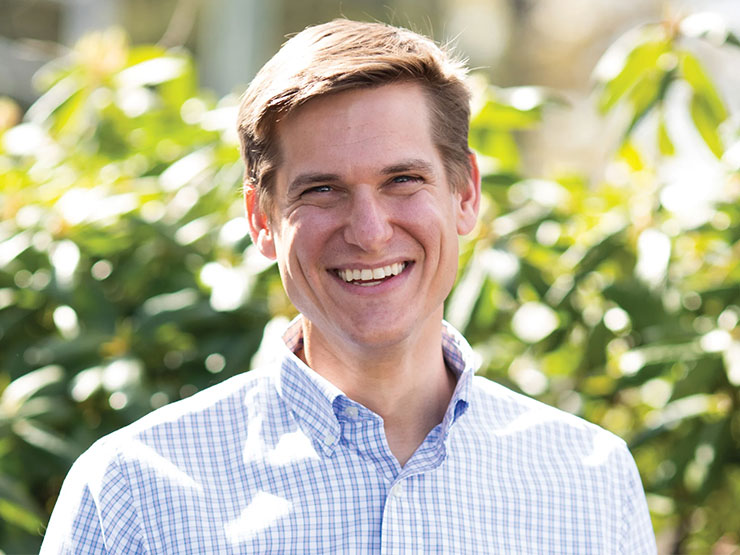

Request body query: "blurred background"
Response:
[1, 0, 739, 553]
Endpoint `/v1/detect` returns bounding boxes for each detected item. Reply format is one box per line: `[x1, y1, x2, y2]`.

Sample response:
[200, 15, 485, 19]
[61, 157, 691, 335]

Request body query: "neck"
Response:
[299, 316, 456, 466]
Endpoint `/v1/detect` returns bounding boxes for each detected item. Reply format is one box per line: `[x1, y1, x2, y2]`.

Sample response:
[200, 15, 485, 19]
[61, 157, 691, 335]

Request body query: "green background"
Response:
[1, 10, 740, 554]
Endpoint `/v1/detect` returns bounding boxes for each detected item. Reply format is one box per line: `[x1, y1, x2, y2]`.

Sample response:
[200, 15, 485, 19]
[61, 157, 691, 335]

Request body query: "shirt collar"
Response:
[274, 318, 345, 456]
[273, 316, 480, 453]
[439, 320, 478, 436]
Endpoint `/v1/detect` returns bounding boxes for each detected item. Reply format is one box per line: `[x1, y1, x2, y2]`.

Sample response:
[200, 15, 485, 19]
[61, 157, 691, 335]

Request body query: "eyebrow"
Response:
[380, 158, 436, 176]
[287, 158, 436, 193]
[288, 173, 341, 193]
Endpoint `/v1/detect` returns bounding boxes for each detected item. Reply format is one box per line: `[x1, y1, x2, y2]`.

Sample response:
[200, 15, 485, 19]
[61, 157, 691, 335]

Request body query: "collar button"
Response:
[323, 430, 335, 446]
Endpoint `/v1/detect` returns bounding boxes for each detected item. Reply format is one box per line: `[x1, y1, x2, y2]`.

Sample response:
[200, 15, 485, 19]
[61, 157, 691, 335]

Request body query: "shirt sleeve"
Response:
[40, 442, 146, 554]
[618, 445, 657, 554]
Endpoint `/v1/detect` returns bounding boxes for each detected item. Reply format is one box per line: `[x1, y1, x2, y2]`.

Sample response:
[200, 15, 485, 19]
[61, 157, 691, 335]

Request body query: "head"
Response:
[237, 18, 473, 217]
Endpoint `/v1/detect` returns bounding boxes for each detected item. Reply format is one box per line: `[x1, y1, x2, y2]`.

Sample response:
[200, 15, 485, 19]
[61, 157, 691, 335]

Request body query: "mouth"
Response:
[333, 261, 409, 287]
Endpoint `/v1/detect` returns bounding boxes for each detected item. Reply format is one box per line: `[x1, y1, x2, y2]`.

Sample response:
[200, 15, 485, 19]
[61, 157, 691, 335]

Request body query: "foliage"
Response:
[0, 29, 282, 554]
[451, 13, 740, 553]
[0, 14, 738, 554]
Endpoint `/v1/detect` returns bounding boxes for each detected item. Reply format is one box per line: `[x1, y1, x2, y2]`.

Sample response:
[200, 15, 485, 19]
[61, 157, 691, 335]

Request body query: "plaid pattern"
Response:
[42, 318, 656, 554]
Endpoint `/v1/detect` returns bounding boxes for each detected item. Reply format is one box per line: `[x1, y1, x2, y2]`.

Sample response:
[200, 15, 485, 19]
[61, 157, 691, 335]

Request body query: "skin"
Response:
[246, 82, 480, 465]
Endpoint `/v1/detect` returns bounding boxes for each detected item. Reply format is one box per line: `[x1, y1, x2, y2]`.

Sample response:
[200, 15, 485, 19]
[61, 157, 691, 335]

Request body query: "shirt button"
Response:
[389, 483, 403, 498]
[323, 431, 334, 446]
[344, 406, 359, 418]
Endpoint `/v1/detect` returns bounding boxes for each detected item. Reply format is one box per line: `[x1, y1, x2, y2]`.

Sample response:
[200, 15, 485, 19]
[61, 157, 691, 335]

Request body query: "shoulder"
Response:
[42, 366, 281, 551]
[466, 374, 628, 456]
[82, 365, 277, 472]
[453, 375, 655, 552]
[469, 374, 605, 431]
[460, 375, 642, 505]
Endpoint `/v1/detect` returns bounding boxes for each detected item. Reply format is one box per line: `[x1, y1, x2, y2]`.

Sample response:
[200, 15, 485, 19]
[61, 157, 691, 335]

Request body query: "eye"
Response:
[391, 175, 422, 184]
[302, 185, 333, 195]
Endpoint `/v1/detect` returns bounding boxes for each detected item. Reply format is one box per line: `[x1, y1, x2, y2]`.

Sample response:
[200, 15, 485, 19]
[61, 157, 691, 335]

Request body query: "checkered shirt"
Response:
[41, 318, 656, 554]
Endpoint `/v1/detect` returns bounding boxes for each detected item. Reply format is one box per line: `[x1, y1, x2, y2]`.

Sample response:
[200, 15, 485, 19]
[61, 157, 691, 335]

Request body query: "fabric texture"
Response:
[41, 318, 656, 554]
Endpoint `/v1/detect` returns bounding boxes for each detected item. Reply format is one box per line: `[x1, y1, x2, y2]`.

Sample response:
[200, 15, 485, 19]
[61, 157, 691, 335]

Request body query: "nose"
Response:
[343, 188, 393, 252]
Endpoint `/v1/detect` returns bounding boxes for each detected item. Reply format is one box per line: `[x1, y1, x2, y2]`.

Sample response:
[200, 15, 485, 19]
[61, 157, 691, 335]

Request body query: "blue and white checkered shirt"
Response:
[42, 318, 656, 553]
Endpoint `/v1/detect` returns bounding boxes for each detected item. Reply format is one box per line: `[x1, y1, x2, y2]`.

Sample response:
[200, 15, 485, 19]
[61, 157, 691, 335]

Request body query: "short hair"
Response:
[237, 18, 472, 214]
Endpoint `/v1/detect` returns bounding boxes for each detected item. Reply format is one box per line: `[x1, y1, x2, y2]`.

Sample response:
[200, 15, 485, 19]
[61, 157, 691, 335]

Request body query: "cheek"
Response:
[276, 216, 330, 273]
[400, 195, 459, 246]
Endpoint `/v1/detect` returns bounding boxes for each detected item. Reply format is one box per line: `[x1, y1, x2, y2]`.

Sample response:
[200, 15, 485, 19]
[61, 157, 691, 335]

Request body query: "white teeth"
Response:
[337, 262, 407, 283]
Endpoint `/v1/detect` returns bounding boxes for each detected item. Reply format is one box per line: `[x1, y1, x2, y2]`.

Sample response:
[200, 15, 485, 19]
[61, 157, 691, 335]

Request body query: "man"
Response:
[42, 19, 656, 553]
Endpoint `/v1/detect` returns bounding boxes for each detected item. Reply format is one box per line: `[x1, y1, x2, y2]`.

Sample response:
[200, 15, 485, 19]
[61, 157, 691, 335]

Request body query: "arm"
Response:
[40, 444, 146, 554]
[619, 445, 657, 554]
[40, 475, 107, 554]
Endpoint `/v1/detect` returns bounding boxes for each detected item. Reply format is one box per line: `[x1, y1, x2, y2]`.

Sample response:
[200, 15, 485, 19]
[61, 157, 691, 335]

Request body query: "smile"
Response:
[334, 262, 408, 286]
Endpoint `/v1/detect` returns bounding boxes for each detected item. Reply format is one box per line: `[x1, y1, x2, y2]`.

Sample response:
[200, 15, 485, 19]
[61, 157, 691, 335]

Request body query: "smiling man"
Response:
[246, 80, 478, 467]
[42, 19, 656, 553]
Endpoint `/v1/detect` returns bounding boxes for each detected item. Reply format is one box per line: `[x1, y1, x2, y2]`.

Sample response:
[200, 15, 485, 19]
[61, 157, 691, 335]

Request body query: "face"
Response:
[247, 83, 479, 353]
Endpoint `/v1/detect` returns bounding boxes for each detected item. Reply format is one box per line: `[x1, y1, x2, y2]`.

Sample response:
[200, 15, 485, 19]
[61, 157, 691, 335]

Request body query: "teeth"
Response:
[337, 262, 407, 283]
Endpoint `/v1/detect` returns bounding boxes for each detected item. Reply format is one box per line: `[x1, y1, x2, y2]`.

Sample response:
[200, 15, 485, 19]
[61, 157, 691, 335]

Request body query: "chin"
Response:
[337, 316, 420, 349]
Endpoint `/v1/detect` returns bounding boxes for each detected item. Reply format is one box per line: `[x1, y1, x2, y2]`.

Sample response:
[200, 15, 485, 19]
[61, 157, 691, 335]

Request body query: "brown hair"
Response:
[237, 18, 472, 213]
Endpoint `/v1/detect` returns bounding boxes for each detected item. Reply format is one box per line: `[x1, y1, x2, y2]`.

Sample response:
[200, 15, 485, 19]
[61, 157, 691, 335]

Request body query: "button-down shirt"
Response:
[42, 318, 656, 553]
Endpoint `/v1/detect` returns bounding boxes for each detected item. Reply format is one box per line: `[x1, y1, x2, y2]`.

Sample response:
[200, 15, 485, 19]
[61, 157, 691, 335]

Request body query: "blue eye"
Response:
[393, 175, 420, 183]
[304, 185, 333, 195]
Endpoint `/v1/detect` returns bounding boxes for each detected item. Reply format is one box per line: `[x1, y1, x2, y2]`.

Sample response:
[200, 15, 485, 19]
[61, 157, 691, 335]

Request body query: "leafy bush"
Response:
[0, 29, 282, 553]
[454, 14, 740, 552]
[0, 15, 739, 554]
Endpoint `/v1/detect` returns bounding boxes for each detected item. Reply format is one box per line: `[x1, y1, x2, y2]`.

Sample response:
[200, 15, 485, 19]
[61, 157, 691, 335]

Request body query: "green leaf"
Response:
[690, 92, 724, 158]
[669, 358, 723, 402]
[0, 475, 43, 522]
[471, 99, 541, 131]
[0, 498, 43, 535]
[10, 419, 80, 460]
[657, 111, 675, 156]
[446, 250, 492, 331]
[0, 365, 65, 417]
[115, 56, 188, 89]
[469, 129, 521, 172]
[623, 68, 673, 137]
[25, 74, 83, 127]
[597, 36, 671, 114]
[618, 141, 645, 171]
[573, 230, 626, 282]
[158, 56, 197, 110]
[726, 31, 740, 48]
[680, 51, 728, 123]
[127, 44, 169, 66]
[49, 88, 90, 138]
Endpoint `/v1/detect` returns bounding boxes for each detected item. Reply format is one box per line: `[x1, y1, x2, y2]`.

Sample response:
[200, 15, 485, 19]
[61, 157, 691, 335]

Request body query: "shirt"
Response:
[41, 318, 656, 554]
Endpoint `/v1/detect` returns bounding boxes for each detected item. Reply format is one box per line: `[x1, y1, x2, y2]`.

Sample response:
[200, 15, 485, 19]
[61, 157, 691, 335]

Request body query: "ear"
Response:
[245, 185, 276, 260]
[455, 152, 481, 235]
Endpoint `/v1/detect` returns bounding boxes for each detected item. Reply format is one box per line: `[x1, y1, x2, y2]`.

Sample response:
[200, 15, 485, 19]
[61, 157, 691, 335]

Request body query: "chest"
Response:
[116, 431, 619, 554]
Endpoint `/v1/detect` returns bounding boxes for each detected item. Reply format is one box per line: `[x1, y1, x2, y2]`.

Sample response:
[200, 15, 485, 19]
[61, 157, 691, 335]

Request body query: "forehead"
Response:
[274, 83, 439, 178]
